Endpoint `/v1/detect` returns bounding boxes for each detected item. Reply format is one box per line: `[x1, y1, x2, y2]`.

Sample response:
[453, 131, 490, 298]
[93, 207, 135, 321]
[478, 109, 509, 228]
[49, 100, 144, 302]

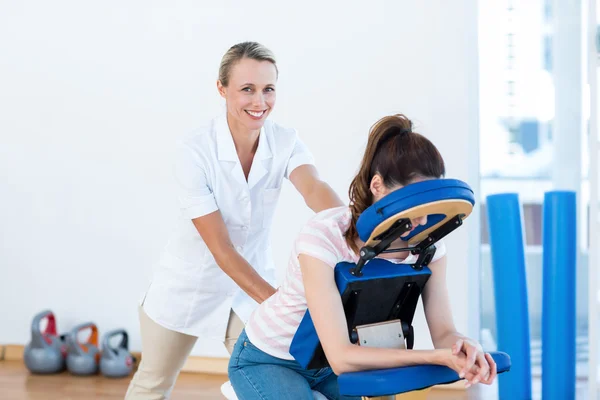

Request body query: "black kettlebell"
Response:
[100, 329, 136, 378]
[23, 310, 67, 374]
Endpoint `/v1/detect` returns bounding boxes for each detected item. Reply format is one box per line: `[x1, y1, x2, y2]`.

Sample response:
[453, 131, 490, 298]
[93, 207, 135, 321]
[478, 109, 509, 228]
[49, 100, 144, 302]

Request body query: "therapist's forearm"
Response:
[214, 247, 276, 304]
[305, 181, 344, 212]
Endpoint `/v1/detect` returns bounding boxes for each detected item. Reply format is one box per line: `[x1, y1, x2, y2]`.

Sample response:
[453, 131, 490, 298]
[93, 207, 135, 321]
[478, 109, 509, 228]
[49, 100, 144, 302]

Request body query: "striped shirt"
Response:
[244, 206, 446, 360]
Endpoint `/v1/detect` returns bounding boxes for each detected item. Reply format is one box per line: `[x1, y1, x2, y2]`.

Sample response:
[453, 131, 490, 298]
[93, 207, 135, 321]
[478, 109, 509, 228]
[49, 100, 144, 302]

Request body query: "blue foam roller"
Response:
[486, 193, 531, 400]
[542, 191, 576, 400]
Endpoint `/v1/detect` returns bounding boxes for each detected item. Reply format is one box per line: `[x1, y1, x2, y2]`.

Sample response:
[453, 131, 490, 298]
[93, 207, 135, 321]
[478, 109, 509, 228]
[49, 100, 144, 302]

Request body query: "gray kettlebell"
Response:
[65, 322, 100, 375]
[100, 329, 135, 378]
[24, 310, 67, 374]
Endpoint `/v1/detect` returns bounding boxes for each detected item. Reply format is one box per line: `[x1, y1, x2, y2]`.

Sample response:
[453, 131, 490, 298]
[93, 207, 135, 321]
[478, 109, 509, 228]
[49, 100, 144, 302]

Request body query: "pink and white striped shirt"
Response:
[244, 206, 446, 360]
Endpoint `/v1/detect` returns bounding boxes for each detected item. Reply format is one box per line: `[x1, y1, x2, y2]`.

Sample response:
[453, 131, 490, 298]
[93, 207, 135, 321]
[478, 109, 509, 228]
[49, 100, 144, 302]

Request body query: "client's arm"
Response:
[422, 256, 496, 386]
[422, 256, 467, 349]
[299, 254, 460, 376]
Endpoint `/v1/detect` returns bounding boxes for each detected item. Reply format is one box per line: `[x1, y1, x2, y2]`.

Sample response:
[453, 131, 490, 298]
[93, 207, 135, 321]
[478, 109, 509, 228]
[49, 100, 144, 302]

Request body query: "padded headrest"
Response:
[356, 179, 475, 245]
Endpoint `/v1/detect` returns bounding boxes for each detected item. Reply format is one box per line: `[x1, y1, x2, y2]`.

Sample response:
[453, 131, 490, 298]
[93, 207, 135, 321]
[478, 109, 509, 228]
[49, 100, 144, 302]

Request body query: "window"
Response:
[478, 0, 591, 396]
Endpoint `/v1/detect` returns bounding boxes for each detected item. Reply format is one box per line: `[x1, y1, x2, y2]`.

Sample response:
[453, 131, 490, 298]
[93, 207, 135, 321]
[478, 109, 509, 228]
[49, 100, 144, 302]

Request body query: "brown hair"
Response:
[218, 42, 278, 87]
[344, 114, 446, 253]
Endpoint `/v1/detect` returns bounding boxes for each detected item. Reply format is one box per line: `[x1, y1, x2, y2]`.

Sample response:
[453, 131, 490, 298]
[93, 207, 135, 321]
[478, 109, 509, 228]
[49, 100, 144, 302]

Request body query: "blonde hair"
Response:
[218, 42, 278, 87]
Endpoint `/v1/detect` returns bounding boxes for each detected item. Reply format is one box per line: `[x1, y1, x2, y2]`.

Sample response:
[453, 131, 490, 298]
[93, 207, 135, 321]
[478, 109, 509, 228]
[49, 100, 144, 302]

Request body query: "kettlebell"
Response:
[23, 310, 67, 374]
[100, 329, 135, 378]
[65, 322, 100, 375]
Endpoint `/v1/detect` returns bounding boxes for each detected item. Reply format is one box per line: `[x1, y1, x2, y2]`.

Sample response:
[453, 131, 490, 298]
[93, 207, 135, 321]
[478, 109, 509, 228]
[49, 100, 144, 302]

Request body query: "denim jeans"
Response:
[228, 330, 360, 400]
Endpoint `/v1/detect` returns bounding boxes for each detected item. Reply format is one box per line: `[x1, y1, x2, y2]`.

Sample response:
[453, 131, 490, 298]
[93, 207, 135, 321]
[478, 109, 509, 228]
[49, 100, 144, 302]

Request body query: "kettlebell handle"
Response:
[102, 329, 129, 352]
[31, 309, 57, 335]
[30, 310, 57, 347]
[67, 322, 99, 356]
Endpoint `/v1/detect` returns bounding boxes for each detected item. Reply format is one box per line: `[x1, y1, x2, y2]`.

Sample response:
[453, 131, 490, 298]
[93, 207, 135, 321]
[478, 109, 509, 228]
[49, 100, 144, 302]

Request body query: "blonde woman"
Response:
[125, 42, 343, 399]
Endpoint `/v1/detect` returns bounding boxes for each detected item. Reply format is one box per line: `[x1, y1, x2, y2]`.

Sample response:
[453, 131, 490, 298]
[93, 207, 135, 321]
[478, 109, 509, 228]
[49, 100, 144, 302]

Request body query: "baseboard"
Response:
[1, 345, 26, 361]
[435, 380, 466, 390]
[1, 344, 465, 390]
[0, 344, 224, 375]
[181, 355, 229, 375]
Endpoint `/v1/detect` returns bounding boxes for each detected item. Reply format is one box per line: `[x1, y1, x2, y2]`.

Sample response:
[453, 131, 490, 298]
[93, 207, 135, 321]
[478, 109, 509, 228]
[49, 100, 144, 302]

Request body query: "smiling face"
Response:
[217, 57, 277, 135]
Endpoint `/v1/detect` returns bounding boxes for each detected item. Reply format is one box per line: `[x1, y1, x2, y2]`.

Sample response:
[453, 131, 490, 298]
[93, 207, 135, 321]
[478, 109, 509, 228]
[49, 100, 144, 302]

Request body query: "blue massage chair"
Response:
[288, 179, 511, 399]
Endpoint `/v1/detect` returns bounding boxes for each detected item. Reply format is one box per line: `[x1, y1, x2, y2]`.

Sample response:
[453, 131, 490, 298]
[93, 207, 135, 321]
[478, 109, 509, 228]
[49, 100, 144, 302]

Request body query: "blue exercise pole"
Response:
[486, 193, 531, 400]
[542, 191, 576, 400]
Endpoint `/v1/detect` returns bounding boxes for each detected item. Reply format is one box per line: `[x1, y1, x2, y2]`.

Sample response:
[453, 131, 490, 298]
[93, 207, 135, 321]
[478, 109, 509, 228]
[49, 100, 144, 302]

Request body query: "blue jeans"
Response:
[228, 330, 360, 400]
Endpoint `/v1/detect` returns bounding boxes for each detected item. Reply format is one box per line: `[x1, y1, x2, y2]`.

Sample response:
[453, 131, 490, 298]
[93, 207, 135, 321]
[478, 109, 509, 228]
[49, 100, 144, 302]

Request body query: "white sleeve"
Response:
[431, 239, 447, 262]
[284, 132, 316, 179]
[174, 141, 218, 219]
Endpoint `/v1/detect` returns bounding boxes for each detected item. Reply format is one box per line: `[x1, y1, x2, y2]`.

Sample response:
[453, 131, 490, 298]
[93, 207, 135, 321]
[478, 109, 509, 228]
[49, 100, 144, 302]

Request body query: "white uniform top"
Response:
[140, 113, 315, 340]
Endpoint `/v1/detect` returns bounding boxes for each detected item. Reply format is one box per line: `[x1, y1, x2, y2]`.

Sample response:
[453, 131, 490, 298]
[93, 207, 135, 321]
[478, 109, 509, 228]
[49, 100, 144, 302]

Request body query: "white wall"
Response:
[0, 0, 480, 358]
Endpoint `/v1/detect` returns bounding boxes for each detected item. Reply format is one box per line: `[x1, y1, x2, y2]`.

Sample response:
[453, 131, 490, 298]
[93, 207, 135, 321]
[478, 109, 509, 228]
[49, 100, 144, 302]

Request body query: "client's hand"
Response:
[442, 349, 480, 384]
[452, 338, 497, 387]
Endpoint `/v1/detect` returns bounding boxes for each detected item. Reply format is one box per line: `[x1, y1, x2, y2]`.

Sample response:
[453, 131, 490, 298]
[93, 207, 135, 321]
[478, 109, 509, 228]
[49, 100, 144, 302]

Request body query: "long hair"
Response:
[344, 114, 445, 253]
